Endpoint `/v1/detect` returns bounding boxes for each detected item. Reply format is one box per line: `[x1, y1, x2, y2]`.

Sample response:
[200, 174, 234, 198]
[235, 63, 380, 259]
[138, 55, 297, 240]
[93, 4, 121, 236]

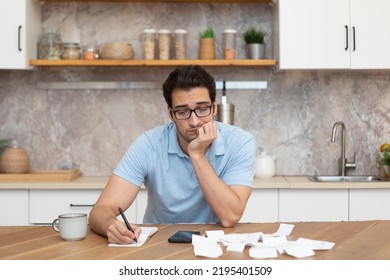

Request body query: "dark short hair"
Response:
[162, 65, 216, 108]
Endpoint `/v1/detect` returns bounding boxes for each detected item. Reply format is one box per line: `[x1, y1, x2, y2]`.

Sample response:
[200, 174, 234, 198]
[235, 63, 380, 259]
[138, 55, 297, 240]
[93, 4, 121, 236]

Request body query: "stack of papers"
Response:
[192, 223, 335, 259]
[108, 227, 158, 247]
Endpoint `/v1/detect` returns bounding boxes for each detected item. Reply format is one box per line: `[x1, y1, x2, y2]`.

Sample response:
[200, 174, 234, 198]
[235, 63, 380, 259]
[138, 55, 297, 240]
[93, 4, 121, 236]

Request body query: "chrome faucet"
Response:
[331, 121, 356, 176]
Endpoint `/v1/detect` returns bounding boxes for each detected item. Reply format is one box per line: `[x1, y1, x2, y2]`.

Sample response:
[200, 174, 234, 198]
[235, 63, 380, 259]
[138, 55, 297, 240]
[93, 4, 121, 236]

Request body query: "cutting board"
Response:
[0, 168, 80, 182]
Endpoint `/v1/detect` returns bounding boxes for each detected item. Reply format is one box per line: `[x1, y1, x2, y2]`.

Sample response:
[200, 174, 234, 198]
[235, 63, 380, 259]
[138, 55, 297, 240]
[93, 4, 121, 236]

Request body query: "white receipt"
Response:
[249, 247, 278, 259]
[108, 227, 158, 248]
[193, 244, 223, 258]
[297, 238, 335, 250]
[227, 242, 246, 252]
[260, 223, 295, 239]
[192, 234, 223, 258]
[191, 223, 335, 259]
[284, 246, 315, 258]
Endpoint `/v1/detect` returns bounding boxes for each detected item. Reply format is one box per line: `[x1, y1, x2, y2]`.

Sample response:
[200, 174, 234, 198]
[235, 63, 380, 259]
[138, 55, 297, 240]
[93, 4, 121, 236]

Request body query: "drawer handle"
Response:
[18, 25, 22, 51]
[70, 203, 95, 208]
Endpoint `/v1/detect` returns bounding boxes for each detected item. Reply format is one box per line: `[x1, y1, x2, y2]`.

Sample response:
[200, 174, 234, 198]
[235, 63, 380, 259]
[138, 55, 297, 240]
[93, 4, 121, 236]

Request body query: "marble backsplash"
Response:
[0, 3, 389, 176]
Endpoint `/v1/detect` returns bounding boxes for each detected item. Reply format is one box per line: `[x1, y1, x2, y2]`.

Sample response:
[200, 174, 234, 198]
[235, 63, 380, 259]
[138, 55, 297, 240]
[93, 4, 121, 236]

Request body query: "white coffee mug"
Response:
[52, 213, 88, 241]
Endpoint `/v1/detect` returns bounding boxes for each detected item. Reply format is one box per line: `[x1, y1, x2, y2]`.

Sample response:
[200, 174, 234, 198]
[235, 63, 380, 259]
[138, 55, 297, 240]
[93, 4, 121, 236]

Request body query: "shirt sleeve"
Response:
[221, 134, 256, 188]
[113, 133, 151, 187]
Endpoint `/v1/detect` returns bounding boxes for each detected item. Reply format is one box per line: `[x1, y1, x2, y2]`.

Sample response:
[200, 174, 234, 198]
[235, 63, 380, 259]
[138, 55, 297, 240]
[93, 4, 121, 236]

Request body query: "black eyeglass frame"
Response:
[171, 104, 214, 120]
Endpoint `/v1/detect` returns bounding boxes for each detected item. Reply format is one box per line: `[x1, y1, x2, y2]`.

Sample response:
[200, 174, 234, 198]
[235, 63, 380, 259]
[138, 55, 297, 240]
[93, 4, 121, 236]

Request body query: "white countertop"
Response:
[0, 176, 389, 190]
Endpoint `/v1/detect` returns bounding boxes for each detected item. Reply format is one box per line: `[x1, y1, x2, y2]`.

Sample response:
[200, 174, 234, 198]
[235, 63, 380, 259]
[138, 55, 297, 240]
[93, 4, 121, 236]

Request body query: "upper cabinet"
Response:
[273, 0, 390, 70]
[0, 0, 41, 70]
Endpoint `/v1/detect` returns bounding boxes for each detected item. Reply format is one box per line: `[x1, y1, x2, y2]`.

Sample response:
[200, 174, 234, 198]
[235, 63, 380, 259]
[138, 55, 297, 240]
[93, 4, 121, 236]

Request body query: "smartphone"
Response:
[168, 231, 201, 243]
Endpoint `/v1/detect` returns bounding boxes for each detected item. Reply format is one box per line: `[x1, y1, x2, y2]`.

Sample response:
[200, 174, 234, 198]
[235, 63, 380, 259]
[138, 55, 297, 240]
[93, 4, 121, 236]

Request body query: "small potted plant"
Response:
[379, 143, 390, 178]
[243, 27, 265, 59]
[199, 27, 215, 60]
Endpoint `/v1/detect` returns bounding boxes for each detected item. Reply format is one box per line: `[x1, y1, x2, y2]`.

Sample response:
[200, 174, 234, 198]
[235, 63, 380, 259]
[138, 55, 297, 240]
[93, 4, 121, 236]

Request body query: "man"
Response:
[89, 65, 256, 244]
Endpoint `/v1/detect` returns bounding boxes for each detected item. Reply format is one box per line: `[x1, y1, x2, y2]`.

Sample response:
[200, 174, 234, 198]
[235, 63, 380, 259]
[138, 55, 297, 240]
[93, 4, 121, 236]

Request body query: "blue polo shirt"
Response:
[114, 121, 256, 224]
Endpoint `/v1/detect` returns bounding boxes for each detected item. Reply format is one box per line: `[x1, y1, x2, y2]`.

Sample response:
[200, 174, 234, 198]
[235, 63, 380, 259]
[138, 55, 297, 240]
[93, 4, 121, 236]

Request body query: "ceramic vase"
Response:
[199, 38, 216, 60]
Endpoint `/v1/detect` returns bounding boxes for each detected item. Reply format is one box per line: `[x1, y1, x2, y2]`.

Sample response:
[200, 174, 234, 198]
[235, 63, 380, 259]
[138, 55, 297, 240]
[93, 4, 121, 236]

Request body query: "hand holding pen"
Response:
[118, 207, 138, 243]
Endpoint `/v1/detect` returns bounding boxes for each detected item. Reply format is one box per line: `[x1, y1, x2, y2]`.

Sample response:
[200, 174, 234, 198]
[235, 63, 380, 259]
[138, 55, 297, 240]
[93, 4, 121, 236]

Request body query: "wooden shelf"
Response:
[29, 59, 277, 67]
[42, 0, 272, 3]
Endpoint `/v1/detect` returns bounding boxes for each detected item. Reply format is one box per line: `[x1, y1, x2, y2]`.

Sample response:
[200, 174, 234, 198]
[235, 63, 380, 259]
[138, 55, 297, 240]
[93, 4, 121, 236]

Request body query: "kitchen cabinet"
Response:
[239, 189, 279, 223]
[29, 189, 140, 224]
[0, 190, 29, 225]
[0, 0, 41, 69]
[349, 189, 390, 221]
[279, 189, 349, 222]
[273, 0, 390, 69]
[29, 189, 103, 224]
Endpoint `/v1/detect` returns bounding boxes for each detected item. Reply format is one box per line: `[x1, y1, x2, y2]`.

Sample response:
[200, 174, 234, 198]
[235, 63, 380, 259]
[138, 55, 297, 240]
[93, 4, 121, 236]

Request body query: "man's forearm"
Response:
[190, 154, 250, 227]
[89, 205, 117, 237]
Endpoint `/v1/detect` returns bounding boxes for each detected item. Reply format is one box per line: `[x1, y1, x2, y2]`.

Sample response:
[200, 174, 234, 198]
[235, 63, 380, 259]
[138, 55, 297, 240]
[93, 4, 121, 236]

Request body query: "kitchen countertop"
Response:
[0, 175, 389, 190]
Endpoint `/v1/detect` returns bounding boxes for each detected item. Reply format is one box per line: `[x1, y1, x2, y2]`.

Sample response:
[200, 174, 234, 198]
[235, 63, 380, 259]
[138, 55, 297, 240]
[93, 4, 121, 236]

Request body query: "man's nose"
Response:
[188, 111, 201, 125]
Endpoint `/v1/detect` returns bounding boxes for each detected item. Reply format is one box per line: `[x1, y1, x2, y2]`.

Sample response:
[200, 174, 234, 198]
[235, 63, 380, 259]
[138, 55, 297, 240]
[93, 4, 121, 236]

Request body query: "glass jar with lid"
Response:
[223, 29, 236, 59]
[143, 29, 156, 60]
[38, 32, 63, 59]
[174, 29, 187, 60]
[158, 29, 171, 60]
[62, 43, 81, 59]
[83, 46, 100, 60]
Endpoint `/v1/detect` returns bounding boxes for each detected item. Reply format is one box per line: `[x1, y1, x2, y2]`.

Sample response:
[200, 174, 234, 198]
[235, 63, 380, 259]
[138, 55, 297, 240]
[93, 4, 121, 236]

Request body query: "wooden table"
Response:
[1, 221, 390, 260]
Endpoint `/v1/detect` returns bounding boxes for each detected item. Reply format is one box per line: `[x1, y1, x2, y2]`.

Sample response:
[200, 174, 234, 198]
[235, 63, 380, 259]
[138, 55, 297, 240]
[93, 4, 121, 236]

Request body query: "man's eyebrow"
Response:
[173, 101, 211, 110]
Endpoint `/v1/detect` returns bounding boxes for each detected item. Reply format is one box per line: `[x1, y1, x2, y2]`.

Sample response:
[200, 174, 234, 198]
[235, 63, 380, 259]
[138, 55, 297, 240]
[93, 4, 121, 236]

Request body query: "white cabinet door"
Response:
[0, 190, 29, 225]
[350, 189, 390, 221]
[350, 0, 390, 69]
[279, 189, 349, 222]
[0, 0, 41, 69]
[275, 0, 390, 69]
[275, 0, 350, 69]
[29, 189, 104, 224]
[240, 189, 278, 223]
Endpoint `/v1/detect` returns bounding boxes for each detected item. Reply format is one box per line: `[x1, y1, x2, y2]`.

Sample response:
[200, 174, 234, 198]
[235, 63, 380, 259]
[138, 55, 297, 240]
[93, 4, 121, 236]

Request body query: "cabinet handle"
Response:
[18, 26, 22, 51]
[70, 203, 95, 208]
[353, 26, 356, 51]
[344, 25, 348, 51]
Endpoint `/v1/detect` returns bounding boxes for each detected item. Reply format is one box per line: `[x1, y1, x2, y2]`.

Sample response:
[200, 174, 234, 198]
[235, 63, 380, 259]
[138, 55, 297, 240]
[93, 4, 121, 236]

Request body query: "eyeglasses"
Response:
[171, 105, 213, 120]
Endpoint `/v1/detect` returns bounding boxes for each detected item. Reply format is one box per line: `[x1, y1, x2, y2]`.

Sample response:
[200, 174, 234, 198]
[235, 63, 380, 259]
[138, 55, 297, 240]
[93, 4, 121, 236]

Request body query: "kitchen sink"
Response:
[308, 175, 386, 182]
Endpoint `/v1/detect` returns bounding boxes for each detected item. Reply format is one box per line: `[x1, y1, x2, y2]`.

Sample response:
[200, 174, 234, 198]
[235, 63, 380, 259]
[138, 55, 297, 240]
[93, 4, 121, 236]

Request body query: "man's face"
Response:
[168, 87, 217, 145]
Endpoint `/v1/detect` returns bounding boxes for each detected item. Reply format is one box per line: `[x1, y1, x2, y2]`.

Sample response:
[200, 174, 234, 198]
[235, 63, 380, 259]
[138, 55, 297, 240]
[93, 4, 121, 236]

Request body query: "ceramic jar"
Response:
[254, 151, 276, 178]
[0, 140, 30, 173]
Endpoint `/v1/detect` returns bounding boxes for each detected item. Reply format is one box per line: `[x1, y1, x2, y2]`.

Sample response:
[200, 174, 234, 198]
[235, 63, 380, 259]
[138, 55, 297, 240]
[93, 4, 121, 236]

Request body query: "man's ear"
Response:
[167, 106, 174, 121]
[212, 101, 218, 116]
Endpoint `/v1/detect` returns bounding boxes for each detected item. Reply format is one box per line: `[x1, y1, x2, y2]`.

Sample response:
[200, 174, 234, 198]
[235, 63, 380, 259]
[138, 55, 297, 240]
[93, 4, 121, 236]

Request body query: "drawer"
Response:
[279, 189, 349, 222]
[0, 190, 29, 225]
[29, 189, 102, 224]
[240, 189, 278, 223]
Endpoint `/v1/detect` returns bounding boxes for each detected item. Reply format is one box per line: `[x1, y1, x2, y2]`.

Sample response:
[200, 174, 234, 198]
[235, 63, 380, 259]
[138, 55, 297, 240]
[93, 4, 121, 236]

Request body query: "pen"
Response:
[118, 206, 137, 242]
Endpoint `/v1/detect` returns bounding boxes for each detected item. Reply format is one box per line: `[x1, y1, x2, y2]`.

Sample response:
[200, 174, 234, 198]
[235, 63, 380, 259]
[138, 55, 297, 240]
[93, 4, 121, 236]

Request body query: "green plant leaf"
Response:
[200, 27, 214, 39]
[243, 27, 264, 44]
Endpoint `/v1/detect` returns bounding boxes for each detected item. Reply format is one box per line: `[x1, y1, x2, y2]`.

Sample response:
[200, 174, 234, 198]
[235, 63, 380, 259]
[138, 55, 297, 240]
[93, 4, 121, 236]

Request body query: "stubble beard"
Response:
[178, 127, 199, 144]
